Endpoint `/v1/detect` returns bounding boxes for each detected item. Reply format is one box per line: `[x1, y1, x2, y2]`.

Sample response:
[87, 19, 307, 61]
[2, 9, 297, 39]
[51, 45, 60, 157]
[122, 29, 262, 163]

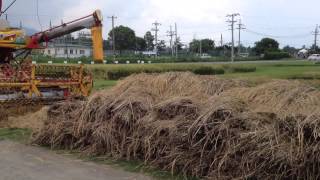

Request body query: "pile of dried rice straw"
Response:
[33, 72, 320, 179]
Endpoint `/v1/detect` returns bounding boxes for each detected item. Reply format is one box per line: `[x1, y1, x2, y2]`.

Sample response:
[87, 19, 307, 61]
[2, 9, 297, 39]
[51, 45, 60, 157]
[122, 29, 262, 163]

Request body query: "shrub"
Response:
[222, 65, 257, 73]
[193, 66, 225, 75]
[232, 67, 256, 73]
[107, 69, 139, 80]
[263, 51, 290, 60]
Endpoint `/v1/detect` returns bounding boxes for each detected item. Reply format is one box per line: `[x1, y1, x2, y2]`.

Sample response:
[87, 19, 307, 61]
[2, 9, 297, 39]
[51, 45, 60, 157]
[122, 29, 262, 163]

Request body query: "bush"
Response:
[193, 66, 225, 75]
[89, 64, 257, 80]
[107, 69, 140, 80]
[231, 67, 256, 73]
[222, 65, 257, 73]
[106, 66, 226, 80]
[263, 51, 290, 60]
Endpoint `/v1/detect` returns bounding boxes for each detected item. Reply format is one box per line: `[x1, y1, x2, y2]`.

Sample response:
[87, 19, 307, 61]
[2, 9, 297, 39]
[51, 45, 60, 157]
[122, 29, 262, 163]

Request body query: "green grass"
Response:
[87, 63, 257, 80]
[223, 61, 320, 80]
[91, 60, 320, 90]
[0, 128, 31, 142]
[93, 79, 117, 91]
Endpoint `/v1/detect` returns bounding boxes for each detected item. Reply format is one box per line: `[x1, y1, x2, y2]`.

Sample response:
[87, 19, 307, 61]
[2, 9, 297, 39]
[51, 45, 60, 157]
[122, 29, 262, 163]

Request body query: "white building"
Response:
[43, 44, 92, 58]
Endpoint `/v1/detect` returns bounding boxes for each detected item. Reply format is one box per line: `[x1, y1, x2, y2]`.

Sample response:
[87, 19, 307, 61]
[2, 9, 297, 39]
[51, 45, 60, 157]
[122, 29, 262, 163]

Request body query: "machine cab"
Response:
[0, 19, 26, 47]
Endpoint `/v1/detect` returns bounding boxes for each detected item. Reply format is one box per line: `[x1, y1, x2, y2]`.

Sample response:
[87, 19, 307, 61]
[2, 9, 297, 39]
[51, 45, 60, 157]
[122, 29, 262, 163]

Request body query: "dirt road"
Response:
[0, 140, 151, 180]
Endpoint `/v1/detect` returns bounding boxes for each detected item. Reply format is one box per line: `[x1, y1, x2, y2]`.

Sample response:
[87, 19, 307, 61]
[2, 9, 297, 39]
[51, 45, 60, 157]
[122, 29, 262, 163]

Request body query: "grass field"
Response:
[91, 60, 320, 90]
[223, 61, 320, 79]
[93, 80, 118, 91]
[87, 62, 256, 80]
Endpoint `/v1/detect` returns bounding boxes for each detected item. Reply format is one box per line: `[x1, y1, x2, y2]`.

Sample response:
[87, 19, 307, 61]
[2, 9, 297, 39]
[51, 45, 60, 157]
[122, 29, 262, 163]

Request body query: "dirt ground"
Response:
[0, 140, 151, 180]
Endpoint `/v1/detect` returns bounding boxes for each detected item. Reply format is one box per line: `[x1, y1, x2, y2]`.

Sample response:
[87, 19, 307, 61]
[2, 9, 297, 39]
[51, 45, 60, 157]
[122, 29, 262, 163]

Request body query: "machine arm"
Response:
[28, 10, 103, 48]
[25, 9, 104, 62]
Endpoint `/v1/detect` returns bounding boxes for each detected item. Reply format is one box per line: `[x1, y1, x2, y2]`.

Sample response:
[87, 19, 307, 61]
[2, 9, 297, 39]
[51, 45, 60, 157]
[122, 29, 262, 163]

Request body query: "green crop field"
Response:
[223, 61, 320, 79]
[90, 60, 320, 90]
[87, 62, 257, 80]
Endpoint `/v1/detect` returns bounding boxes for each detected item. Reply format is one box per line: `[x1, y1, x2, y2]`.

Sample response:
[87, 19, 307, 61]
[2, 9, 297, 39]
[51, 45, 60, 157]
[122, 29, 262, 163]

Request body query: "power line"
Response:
[0, 0, 17, 17]
[152, 21, 161, 58]
[108, 15, 117, 61]
[36, 0, 43, 31]
[245, 28, 312, 39]
[226, 13, 240, 62]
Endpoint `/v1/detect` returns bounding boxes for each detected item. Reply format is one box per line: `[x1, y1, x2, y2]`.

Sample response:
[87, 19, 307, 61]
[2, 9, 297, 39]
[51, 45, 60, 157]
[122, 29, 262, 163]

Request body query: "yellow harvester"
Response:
[0, 0, 104, 105]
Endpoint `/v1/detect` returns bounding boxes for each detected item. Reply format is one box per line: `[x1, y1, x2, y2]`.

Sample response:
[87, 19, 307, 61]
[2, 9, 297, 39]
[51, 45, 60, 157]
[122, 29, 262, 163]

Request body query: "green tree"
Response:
[253, 38, 279, 55]
[189, 39, 215, 53]
[135, 37, 147, 51]
[308, 45, 320, 54]
[282, 45, 297, 55]
[102, 40, 112, 50]
[174, 37, 184, 50]
[108, 25, 136, 52]
[144, 31, 154, 51]
[157, 40, 166, 51]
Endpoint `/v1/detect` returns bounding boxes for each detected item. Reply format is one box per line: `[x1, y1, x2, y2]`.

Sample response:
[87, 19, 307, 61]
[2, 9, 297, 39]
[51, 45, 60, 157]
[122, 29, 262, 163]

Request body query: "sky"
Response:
[3, 0, 320, 48]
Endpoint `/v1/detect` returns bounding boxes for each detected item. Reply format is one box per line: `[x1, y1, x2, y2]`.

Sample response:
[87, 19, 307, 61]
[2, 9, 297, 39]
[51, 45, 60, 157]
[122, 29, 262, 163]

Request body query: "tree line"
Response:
[102, 25, 300, 57]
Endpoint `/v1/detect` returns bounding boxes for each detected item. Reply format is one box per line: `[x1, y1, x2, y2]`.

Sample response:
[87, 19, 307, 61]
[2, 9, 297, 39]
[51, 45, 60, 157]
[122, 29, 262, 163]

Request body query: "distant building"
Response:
[43, 43, 92, 58]
[42, 32, 94, 59]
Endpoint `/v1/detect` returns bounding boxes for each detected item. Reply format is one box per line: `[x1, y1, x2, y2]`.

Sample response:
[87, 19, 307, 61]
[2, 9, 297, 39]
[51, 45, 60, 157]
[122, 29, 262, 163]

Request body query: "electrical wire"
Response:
[0, 0, 17, 17]
[244, 28, 312, 39]
[36, 0, 43, 31]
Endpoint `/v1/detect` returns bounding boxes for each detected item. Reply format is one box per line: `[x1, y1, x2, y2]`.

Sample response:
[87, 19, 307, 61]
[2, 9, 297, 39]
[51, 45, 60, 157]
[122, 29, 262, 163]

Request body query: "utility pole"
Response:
[236, 19, 245, 55]
[108, 15, 117, 61]
[167, 25, 174, 57]
[312, 25, 319, 51]
[175, 23, 178, 59]
[199, 39, 202, 57]
[152, 21, 161, 58]
[220, 33, 226, 56]
[227, 13, 240, 62]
